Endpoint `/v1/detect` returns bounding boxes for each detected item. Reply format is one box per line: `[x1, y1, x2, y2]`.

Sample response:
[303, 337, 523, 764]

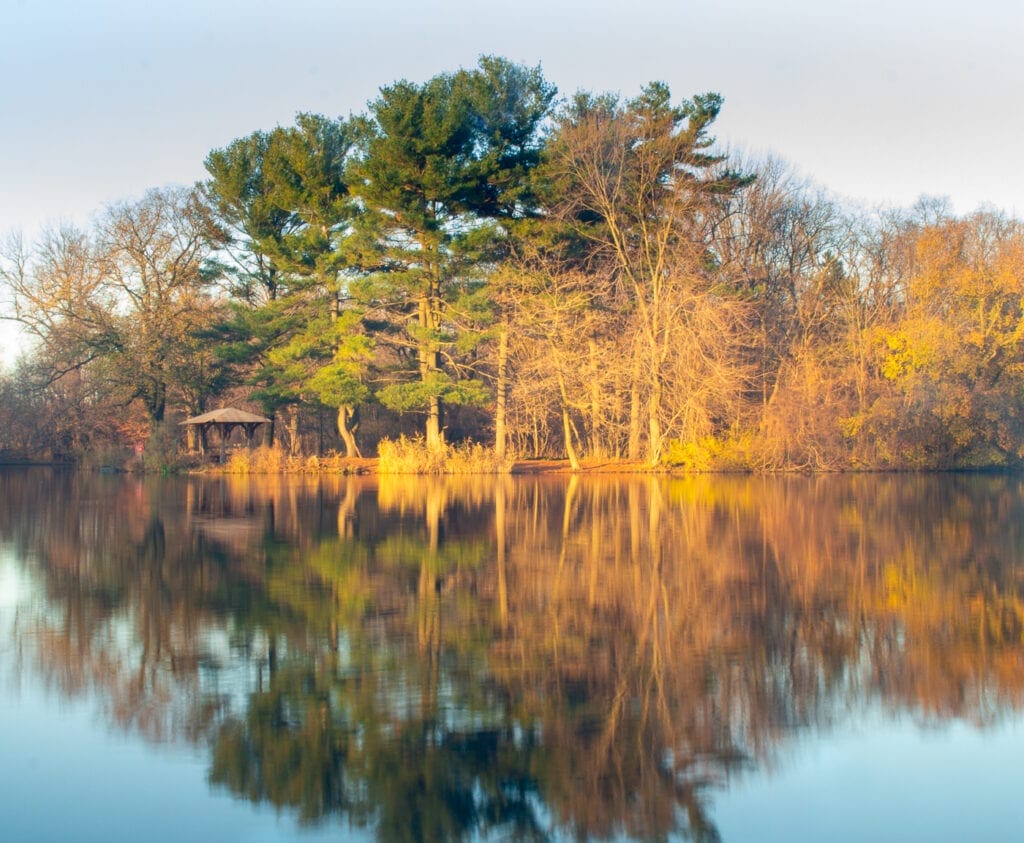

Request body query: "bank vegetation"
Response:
[3, 58, 1024, 472]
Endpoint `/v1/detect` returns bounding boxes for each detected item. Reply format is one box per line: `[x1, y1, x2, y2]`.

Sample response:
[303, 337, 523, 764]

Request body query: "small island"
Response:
[2, 61, 1022, 476]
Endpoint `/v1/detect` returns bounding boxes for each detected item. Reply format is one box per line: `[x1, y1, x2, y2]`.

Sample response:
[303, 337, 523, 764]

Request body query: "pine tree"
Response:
[352, 57, 554, 449]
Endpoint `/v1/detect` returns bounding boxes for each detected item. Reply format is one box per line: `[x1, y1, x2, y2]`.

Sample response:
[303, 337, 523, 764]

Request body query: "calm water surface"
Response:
[2, 469, 1023, 842]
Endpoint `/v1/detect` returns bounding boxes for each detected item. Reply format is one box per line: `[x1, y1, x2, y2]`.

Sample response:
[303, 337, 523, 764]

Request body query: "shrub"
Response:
[221, 445, 363, 475]
[377, 436, 511, 475]
[141, 420, 187, 474]
[662, 432, 754, 472]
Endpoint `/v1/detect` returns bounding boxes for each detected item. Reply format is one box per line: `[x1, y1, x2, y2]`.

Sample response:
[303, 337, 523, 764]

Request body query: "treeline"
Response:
[3, 56, 1024, 470]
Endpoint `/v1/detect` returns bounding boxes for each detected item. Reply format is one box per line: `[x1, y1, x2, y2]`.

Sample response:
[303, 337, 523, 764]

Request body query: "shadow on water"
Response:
[3, 468, 1024, 841]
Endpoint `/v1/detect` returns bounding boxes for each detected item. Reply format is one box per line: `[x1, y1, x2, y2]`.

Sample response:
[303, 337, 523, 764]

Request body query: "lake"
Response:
[1, 468, 1023, 842]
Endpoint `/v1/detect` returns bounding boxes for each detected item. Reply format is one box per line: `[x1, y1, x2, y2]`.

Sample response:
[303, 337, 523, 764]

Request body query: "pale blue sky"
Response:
[2, 0, 1022, 359]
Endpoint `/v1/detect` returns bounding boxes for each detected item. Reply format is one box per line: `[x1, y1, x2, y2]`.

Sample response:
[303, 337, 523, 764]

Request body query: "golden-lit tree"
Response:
[851, 211, 1024, 467]
[538, 84, 753, 465]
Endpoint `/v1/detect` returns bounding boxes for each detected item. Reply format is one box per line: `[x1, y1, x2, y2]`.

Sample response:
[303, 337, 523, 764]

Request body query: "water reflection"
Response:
[2, 469, 1024, 841]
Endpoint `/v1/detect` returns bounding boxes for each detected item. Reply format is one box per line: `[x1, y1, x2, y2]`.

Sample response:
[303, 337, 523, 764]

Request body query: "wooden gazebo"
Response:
[180, 407, 271, 463]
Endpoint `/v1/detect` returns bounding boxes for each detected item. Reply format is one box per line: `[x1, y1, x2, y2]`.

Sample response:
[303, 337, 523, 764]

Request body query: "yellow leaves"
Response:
[838, 412, 864, 440]
[879, 333, 916, 381]
[909, 220, 1024, 328]
[876, 321, 946, 382]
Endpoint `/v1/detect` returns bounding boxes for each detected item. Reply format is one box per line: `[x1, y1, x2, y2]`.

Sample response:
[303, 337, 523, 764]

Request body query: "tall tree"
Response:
[96, 187, 228, 422]
[205, 115, 369, 455]
[264, 114, 369, 456]
[2, 188, 227, 426]
[203, 130, 293, 304]
[856, 211, 1024, 467]
[537, 84, 753, 465]
[710, 157, 858, 469]
[352, 57, 554, 449]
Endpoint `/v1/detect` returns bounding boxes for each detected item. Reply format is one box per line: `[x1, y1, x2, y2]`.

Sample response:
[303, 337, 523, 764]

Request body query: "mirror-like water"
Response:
[2, 468, 1023, 842]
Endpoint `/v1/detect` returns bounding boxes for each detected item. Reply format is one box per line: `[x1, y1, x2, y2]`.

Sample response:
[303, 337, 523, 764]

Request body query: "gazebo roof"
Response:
[179, 407, 271, 425]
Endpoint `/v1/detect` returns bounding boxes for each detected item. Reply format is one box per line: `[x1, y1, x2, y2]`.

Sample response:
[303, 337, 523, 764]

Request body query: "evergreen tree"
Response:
[205, 115, 370, 455]
[352, 57, 554, 449]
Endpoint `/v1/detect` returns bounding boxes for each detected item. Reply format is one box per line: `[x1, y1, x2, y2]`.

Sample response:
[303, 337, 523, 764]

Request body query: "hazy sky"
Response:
[1, 0, 1022, 359]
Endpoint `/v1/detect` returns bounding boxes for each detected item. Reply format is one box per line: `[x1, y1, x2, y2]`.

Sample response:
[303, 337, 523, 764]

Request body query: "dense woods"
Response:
[3, 57, 1024, 471]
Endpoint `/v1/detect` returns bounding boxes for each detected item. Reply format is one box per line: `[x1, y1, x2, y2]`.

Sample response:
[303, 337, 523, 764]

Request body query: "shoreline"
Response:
[5, 458, 1021, 477]
[196, 457, 666, 476]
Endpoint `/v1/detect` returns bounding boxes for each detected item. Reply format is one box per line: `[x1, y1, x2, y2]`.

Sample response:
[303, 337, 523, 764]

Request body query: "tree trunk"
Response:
[494, 327, 509, 460]
[588, 340, 603, 457]
[336, 404, 361, 458]
[419, 292, 444, 450]
[628, 349, 643, 461]
[286, 405, 301, 457]
[556, 372, 581, 471]
[648, 375, 663, 467]
[145, 380, 167, 424]
[426, 397, 443, 450]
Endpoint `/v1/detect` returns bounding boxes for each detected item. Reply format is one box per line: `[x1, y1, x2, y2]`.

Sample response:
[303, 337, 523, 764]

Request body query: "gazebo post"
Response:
[220, 422, 239, 464]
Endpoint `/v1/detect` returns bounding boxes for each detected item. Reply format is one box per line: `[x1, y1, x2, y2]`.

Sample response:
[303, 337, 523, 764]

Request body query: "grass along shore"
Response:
[201, 438, 659, 476]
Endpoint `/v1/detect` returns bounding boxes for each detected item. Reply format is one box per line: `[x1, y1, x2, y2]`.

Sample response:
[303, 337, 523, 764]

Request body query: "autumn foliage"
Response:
[3, 60, 1024, 471]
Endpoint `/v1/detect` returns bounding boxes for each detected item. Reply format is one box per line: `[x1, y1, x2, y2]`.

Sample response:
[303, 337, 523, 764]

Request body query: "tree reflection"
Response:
[3, 469, 1024, 840]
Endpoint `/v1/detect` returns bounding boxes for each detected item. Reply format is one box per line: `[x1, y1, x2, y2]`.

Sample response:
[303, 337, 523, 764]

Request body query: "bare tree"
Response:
[1, 187, 228, 431]
[539, 84, 752, 464]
